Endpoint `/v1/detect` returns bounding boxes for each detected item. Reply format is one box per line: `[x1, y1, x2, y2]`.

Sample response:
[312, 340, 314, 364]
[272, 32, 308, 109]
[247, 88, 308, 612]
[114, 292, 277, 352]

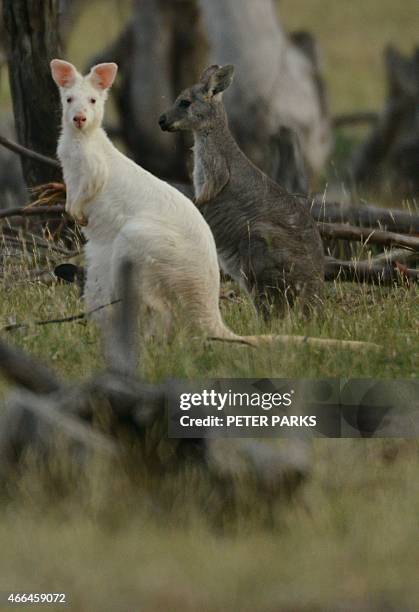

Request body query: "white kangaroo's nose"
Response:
[73, 113, 86, 129]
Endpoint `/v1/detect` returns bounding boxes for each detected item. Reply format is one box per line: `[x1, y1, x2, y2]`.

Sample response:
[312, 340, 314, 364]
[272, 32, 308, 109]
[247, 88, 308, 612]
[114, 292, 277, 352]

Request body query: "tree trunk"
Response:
[350, 45, 419, 196]
[111, 0, 207, 181]
[2, 0, 62, 188]
[198, 0, 331, 181]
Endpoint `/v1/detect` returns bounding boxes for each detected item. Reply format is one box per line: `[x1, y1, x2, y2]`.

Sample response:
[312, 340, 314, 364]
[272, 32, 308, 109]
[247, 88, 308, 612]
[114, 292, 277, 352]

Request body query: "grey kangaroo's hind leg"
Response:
[241, 237, 292, 319]
[253, 276, 292, 320]
[299, 278, 325, 318]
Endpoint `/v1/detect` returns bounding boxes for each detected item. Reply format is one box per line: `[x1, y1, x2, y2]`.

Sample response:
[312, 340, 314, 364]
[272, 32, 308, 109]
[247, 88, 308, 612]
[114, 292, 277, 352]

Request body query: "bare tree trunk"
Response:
[2, 0, 62, 188]
[198, 0, 331, 182]
[350, 46, 419, 196]
[110, 0, 207, 181]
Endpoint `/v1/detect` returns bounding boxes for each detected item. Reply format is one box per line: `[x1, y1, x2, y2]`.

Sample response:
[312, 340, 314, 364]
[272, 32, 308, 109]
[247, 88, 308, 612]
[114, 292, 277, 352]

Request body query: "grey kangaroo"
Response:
[159, 65, 325, 318]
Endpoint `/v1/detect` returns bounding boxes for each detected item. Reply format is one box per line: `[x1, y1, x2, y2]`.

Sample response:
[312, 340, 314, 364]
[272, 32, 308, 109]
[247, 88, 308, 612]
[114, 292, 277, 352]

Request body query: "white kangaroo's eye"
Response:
[66, 96, 73, 104]
[90, 98, 96, 104]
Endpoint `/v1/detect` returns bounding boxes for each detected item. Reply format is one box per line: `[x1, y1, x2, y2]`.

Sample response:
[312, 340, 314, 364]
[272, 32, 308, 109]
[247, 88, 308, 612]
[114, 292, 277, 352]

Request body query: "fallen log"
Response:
[324, 257, 418, 285]
[7, 389, 119, 456]
[318, 222, 419, 251]
[311, 198, 419, 234]
[372, 249, 419, 264]
[0, 204, 65, 219]
[0, 339, 61, 393]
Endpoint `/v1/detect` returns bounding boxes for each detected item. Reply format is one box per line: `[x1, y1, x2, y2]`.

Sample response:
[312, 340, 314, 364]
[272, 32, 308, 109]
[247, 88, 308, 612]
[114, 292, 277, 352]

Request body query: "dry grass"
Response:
[1, 437, 419, 611]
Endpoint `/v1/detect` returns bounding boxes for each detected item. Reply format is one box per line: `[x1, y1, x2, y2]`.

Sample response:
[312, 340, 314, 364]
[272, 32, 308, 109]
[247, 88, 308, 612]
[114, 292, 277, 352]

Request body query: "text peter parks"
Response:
[167, 379, 419, 438]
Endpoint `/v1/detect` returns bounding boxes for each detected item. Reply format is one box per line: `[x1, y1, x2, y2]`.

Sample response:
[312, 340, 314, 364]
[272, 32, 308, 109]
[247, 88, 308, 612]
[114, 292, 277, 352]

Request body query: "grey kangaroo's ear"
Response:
[200, 64, 235, 97]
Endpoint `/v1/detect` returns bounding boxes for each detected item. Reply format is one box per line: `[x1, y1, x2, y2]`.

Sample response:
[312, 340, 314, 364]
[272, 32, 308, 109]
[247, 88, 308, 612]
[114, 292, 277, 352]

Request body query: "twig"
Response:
[0, 133, 60, 168]
[1, 300, 121, 332]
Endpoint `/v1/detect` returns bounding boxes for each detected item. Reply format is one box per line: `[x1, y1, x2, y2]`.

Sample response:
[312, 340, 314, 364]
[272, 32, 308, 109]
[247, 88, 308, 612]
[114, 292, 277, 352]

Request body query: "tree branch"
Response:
[0, 133, 60, 169]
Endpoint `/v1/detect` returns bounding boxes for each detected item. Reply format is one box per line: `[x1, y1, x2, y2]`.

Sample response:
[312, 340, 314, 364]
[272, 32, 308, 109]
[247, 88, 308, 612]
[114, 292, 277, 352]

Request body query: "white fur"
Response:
[52, 60, 237, 343]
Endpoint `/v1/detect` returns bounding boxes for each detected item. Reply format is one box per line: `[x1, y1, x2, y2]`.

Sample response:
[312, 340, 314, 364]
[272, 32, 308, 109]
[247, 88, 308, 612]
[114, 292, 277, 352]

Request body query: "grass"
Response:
[0, 245, 418, 610]
[0, 246, 417, 382]
[1, 442, 419, 611]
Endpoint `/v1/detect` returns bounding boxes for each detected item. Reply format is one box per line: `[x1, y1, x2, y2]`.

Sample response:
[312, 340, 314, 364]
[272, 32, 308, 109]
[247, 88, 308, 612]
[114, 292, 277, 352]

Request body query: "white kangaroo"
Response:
[50, 60, 378, 354]
[50, 59, 261, 347]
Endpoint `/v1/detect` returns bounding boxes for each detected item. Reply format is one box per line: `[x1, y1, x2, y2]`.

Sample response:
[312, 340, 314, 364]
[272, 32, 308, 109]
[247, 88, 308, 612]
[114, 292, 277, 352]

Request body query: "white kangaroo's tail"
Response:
[208, 322, 380, 352]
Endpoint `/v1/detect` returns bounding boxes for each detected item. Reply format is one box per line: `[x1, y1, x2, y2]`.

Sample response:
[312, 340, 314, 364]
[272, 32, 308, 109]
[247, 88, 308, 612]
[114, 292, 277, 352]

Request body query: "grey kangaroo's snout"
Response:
[159, 113, 173, 132]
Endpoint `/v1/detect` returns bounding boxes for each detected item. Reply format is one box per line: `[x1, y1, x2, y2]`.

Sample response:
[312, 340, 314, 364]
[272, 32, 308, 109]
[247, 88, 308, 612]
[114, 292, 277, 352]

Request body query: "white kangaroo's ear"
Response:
[88, 63, 118, 91]
[50, 59, 78, 88]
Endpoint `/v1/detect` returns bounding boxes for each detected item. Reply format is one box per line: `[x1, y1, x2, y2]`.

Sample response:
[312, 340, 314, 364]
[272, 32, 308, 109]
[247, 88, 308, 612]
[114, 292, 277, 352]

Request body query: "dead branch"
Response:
[324, 256, 418, 285]
[0, 204, 65, 220]
[0, 133, 60, 169]
[7, 389, 118, 456]
[0, 339, 61, 393]
[318, 222, 419, 251]
[371, 249, 419, 264]
[311, 199, 419, 234]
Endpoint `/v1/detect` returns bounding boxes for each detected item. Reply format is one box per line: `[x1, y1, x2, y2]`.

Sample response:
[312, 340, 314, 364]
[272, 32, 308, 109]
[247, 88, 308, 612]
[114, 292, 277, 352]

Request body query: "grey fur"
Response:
[159, 66, 325, 317]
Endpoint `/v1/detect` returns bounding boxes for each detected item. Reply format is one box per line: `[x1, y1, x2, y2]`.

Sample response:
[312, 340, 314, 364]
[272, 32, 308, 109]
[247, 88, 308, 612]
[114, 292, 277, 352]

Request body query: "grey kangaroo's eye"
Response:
[66, 96, 73, 103]
[90, 98, 97, 104]
[179, 99, 191, 109]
